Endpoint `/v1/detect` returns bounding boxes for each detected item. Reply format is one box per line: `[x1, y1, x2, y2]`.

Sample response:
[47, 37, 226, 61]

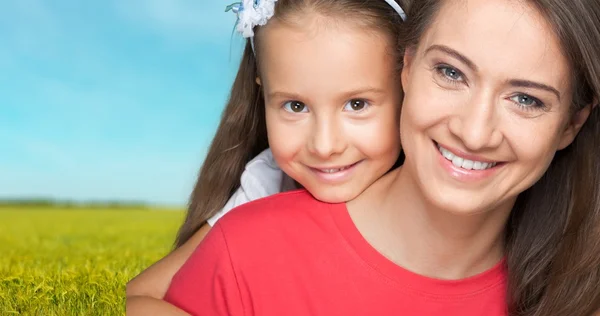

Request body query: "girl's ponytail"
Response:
[175, 41, 268, 247]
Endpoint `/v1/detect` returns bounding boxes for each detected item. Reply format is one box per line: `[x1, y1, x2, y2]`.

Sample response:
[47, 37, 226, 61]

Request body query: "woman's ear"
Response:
[256, 77, 262, 86]
[558, 103, 594, 150]
[401, 48, 416, 91]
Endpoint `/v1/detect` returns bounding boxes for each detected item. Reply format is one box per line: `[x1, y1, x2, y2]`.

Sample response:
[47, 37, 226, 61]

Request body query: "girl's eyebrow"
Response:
[268, 91, 303, 100]
[268, 88, 386, 100]
[341, 87, 387, 99]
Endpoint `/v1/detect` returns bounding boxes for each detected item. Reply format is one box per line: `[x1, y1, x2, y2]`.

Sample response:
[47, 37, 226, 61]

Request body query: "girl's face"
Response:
[400, 0, 590, 214]
[259, 17, 402, 203]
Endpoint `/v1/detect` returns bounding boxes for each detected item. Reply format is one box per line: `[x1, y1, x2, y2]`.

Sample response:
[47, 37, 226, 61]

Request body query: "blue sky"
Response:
[0, 0, 245, 206]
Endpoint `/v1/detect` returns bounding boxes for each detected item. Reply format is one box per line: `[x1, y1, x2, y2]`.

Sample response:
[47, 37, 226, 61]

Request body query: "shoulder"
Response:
[213, 190, 342, 270]
[216, 190, 332, 238]
[222, 189, 324, 223]
[244, 148, 279, 174]
[239, 148, 284, 197]
[207, 149, 286, 226]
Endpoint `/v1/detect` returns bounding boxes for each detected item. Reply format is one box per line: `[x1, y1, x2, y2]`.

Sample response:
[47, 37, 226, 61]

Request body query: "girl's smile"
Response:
[260, 17, 402, 202]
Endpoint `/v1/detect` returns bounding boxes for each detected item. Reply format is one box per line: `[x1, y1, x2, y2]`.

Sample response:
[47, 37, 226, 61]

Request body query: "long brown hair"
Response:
[401, 0, 600, 315]
[175, 0, 406, 248]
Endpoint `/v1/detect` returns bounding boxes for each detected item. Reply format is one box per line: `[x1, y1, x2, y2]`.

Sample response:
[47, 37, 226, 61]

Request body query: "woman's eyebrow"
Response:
[508, 79, 561, 101]
[425, 44, 561, 100]
[425, 44, 477, 71]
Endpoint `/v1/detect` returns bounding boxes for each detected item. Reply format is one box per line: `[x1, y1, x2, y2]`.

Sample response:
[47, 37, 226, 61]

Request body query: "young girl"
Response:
[164, 0, 600, 315]
[126, 0, 407, 312]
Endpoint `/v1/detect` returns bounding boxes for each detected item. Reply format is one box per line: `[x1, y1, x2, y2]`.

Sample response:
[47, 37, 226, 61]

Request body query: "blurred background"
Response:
[0, 1, 245, 314]
[1, 0, 244, 206]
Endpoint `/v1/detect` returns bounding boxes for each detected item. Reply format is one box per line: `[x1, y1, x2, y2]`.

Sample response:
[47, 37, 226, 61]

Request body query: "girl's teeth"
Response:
[437, 145, 497, 170]
[322, 166, 349, 173]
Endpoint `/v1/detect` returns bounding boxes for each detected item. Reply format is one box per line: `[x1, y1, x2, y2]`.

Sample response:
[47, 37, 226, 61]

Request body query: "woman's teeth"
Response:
[438, 145, 497, 170]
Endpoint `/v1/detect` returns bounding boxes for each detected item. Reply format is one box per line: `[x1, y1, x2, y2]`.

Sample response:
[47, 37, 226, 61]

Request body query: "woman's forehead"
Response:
[417, 0, 570, 95]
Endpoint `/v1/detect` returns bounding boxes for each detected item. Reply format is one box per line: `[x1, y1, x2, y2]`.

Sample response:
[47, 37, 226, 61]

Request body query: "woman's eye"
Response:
[283, 101, 308, 113]
[438, 65, 464, 81]
[509, 94, 544, 109]
[343, 99, 370, 112]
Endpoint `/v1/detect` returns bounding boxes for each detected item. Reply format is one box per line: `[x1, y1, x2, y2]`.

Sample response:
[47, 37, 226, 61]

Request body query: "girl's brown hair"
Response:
[175, 0, 406, 248]
[401, 0, 600, 315]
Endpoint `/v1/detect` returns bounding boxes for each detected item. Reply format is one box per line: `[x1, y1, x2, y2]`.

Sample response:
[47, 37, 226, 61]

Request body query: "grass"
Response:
[0, 207, 184, 315]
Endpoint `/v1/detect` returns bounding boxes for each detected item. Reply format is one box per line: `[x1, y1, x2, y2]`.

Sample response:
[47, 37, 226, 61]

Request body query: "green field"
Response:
[0, 207, 184, 315]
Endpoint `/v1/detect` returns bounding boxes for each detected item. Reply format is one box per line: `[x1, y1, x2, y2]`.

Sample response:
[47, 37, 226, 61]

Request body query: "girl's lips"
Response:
[310, 161, 361, 173]
[309, 160, 363, 183]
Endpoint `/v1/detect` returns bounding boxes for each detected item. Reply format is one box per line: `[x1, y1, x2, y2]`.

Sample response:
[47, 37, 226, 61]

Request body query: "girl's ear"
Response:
[256, 77, 262, 86]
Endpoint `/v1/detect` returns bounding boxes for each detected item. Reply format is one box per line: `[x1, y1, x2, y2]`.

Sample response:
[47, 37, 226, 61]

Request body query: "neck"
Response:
[348, 167, 511, 280]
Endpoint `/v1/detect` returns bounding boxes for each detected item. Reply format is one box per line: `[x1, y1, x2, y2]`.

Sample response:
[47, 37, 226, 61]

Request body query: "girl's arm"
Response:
[164, 223, 245, 315]
[126, 153, 281, 310]
[126, 223, 212, 299]
[125, 178, 258, 302]
[126, 296, 191, 315]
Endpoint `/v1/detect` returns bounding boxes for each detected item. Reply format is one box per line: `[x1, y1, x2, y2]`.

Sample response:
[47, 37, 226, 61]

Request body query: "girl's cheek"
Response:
[269, 123, 306, 158]
[354, 118, 400, 155]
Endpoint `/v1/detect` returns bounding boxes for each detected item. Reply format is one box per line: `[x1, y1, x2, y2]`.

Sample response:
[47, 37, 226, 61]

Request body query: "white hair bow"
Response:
[226, 0, 278, 38]
[225, 0, 405, 53]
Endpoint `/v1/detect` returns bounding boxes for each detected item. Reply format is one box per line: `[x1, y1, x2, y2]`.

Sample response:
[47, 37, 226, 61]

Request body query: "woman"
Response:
[166, 0, 600, 315]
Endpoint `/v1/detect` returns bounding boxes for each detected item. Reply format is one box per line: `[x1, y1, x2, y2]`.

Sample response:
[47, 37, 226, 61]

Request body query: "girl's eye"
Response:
[283, 101, 308, 113]
[343, 99, 370, 112]
[509, 94, 545, 109]
[437, 65, 464, 81]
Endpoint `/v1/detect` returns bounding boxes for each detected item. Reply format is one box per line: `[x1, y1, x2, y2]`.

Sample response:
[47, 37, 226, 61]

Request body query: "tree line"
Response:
[0, 198, 151, 209]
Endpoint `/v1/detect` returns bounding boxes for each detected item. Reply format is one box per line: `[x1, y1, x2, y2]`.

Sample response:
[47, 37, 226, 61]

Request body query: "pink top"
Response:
[165, 190, 508, 315]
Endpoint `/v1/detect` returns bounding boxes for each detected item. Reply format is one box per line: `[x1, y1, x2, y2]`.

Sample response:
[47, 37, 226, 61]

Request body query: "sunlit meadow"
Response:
[0, 207, 183, 315]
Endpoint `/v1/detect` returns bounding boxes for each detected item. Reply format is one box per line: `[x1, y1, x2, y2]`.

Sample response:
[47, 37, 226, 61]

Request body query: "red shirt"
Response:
[165, 190, 507, 316]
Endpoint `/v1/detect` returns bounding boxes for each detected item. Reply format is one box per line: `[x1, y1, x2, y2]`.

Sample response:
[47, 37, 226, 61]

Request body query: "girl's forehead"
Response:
[257, 19, 398, 102]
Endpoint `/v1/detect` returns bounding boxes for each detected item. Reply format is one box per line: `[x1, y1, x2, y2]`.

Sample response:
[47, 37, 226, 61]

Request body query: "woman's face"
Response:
[399, 0, 589, 214]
